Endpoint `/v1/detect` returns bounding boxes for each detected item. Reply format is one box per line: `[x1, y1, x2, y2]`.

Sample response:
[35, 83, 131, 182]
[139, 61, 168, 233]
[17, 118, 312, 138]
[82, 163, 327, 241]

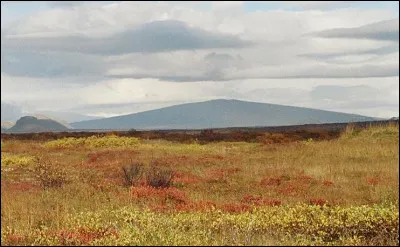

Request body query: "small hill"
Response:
[32, 114, 71, 128]
[71, 99, 378, 130]
[6, 116, 69, 133]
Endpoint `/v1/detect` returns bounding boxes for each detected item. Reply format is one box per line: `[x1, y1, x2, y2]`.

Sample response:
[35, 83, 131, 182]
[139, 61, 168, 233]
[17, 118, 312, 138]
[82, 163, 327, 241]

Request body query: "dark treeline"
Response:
[1, 120, 398, 144]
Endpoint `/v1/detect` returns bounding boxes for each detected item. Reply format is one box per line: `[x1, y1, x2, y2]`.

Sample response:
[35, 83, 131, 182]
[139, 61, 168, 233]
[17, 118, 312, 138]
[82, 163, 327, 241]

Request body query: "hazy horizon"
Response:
[1, 1, 399, 121]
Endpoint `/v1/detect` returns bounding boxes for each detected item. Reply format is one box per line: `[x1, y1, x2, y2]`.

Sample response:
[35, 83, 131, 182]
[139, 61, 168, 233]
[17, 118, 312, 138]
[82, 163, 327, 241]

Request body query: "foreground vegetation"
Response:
[1, 123, 399, 245]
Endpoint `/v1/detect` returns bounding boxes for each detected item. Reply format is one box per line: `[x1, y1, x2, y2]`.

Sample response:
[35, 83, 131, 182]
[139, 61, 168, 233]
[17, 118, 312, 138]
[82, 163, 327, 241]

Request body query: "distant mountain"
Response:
[6, 116, 69, 133]
[30, 114, 71, 128]
[71, 99, 378, 130]
[33, 111, 101, 123]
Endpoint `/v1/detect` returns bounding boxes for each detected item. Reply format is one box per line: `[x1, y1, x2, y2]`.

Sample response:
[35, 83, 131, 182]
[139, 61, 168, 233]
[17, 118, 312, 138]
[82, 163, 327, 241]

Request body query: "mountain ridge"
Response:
[6, 116, 69, 133]
[71, 99, 378, 130]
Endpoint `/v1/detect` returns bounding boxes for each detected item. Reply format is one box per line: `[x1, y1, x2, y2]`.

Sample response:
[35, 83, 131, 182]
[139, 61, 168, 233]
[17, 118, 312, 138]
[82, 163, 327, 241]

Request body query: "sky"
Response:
[1, 1, 399, 121]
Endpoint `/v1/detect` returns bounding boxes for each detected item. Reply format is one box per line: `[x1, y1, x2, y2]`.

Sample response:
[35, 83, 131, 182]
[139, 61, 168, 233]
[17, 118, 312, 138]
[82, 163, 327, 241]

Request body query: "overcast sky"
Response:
[1, 1, 399, 121]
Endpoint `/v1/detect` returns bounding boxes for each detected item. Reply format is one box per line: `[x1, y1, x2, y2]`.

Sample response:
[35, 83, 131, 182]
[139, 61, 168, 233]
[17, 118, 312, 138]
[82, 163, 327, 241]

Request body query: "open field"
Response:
[1, 122, 399, 246]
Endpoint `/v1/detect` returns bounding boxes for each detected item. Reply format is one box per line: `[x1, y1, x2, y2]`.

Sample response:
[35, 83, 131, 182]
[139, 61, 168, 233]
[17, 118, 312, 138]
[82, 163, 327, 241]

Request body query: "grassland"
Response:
[1, 123, 399, 246]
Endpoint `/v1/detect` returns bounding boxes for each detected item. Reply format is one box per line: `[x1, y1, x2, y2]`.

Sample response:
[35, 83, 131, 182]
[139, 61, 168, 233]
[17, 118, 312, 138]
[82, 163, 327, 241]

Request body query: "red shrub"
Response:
[260, 177, 282, 186]
[296, 173, 316, 182]
[215, 155, 224, 160]
[322, 180, 335, 186]
[60, 227, 118, 245]
[278, 183, 297, 196]
[5, 234, 25, 245]
[260, 199, 282, 206]
[241, 194, 263, 202]
[366, 177, 380, 186]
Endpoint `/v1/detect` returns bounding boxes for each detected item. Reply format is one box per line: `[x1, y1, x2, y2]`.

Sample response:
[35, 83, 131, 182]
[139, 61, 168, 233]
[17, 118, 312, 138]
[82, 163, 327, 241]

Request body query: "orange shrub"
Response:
[322, 180, 335, 186]
[366, 177, 380, 186]
[4, 234, 25, 245]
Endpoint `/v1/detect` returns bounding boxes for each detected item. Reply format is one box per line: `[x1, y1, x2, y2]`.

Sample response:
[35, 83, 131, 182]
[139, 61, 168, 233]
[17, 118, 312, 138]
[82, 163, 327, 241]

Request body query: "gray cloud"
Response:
[1, 101, 23, 121]
[311, 18, 399, 41]
[225, 62, 399, 80]
[106, 51, 247, 82]
[291, 65, 399, 78]
[204, 52, 235, 61]
[2, 9, 398, 81]
[2, 20, 253, 55]
[298, 44, 399, 60]
[1, 50, 106, 78]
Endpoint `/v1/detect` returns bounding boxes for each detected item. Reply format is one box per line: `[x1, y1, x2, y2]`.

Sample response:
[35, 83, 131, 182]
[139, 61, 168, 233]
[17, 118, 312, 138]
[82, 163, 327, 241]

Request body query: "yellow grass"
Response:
[1, 123, 399, 246]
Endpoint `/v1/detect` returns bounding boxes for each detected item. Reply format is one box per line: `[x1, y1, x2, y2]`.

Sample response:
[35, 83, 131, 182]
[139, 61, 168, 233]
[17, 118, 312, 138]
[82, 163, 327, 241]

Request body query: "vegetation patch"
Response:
[43, 135, 141, 149]
[1, 123, 398, 246]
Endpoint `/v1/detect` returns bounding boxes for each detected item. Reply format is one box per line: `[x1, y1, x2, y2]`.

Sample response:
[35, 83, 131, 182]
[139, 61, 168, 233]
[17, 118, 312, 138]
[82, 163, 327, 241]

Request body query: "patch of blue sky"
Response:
[1, 1, 48, 16]
[2, 1, 397, 17]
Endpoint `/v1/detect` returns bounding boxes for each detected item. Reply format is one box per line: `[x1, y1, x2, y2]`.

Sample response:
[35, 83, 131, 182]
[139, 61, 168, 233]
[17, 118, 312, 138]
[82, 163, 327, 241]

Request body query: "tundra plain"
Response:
[1, 122, 399, 246]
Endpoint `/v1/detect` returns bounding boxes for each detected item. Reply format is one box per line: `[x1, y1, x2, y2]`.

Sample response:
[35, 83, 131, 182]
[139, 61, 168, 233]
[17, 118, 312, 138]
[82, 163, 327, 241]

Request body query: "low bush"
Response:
[33, 157, 68, 189]
[120, 160, 174, 188]
[121, 161, 144, 187]
[146, 161, 174, 188]
[43, 135, 141, 149]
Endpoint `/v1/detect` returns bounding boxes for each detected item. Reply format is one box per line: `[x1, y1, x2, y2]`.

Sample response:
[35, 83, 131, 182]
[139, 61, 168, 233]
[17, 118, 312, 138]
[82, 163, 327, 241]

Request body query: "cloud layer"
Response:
[311, 19, 399, 41]
[1, 1, 399, 120]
